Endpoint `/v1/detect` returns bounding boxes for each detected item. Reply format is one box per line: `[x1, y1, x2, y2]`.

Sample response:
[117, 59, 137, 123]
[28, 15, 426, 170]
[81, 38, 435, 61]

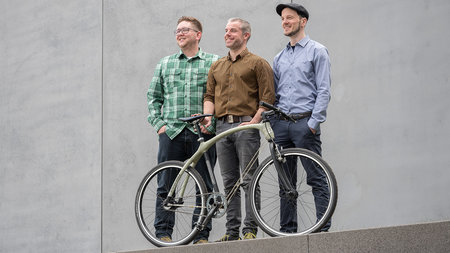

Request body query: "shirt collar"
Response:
[286, 35, 310, 49]
[177, 48, 204, 60]
[227, 48, 249, 62]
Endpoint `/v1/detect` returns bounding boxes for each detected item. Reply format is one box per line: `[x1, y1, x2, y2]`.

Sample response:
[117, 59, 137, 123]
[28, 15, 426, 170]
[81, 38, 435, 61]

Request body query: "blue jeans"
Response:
[154, 128, 216, 241]
[270, 116, 331, 232]
[216, 121, 260, 236]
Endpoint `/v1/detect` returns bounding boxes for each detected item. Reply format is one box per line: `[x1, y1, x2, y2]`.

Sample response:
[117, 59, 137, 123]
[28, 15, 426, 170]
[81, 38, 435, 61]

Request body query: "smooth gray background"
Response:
[1, 0, 449, 252]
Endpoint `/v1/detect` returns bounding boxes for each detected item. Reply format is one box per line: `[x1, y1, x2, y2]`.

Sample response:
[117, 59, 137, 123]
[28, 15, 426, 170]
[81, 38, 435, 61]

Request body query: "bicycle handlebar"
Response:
[179, 102, 295, 125]
[259, 101, 295, 122]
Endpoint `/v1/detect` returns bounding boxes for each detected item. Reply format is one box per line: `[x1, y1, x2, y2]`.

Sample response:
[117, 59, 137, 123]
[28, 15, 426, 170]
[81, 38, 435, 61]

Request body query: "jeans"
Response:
[154, 128, 216, 241]
[216, 121, 260, 236]
[270, 116, 331, 232]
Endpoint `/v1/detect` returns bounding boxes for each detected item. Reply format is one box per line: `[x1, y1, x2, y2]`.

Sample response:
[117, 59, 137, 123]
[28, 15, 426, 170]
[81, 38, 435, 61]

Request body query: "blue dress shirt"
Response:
[273, 35, 331, 130]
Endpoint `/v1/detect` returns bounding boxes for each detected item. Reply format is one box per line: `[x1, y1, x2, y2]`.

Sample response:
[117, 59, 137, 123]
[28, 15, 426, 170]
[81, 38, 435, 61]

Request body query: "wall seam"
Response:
[307, 235, 310, 253]
[101, 0, 104, 252]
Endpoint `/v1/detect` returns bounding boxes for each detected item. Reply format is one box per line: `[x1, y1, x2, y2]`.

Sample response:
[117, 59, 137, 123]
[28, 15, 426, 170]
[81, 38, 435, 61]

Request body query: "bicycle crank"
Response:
[206, 193, 227, 218]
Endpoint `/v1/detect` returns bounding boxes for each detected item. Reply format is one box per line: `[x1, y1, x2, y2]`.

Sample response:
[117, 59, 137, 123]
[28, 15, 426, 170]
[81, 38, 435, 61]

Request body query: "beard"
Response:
[285, 24, 301, 37]
[226, 38, 244, 50]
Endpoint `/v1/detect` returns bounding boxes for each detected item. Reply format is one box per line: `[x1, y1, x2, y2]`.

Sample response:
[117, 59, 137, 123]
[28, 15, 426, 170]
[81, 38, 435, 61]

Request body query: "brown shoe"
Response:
[159, 236, 172, 242]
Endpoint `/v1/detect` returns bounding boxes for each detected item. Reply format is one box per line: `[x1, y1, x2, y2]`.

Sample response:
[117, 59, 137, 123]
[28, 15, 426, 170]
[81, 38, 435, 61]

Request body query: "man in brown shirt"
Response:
[202, 17, 275, 241]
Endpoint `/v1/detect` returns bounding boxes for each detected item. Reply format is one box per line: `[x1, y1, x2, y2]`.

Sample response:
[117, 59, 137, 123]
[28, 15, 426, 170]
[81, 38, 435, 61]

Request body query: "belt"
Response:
[219, 115, 252, 123]
[288, 112, 312, 120]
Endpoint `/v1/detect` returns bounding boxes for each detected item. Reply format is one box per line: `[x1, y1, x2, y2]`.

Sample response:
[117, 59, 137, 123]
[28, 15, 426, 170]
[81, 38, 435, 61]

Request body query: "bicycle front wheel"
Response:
[250, 148, 337, 237]
[135, 161, 208, 247]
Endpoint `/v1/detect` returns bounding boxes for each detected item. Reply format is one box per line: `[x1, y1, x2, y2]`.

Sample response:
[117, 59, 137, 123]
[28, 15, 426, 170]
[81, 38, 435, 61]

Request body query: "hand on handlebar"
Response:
[240, 107, 265, 126]
[239, 118, 258, 126]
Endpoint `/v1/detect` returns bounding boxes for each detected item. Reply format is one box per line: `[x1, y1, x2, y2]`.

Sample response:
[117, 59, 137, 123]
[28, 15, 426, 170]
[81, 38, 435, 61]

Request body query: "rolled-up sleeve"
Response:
[204, 62, 217, 103]
[256, 59, 275, 107]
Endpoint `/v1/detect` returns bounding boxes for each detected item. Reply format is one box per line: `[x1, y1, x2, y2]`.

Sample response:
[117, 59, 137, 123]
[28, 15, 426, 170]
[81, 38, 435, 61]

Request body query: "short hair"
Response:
[177, 16, 203, 32]
[227, 17, 251, 41]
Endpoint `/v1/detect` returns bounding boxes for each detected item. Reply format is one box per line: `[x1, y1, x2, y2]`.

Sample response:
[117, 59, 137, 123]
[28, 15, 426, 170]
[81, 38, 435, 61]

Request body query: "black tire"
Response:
[250, 148, 337, 236]
[135, 161, 208, 247]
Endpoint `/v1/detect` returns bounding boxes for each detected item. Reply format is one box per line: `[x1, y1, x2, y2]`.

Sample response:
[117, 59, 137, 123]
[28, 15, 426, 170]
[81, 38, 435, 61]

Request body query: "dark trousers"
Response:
[216, 121, 260, 236]
[270, 116, 331, 232]
[154, 128, 216, 240]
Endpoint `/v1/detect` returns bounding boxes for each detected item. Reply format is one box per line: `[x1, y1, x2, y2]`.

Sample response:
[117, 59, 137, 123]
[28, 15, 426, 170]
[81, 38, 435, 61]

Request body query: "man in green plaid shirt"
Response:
[148, 50, 218, 138]
[147, 16, 219, 244]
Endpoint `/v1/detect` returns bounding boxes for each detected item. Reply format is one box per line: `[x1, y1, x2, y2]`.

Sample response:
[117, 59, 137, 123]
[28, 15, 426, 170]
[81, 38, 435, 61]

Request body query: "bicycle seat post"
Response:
[192, 121, 205, 143]
[191, 118, 220, 193]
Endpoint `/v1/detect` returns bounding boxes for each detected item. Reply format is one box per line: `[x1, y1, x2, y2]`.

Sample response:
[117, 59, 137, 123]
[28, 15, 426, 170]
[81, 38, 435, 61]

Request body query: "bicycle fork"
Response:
[269, 142, 298, 196]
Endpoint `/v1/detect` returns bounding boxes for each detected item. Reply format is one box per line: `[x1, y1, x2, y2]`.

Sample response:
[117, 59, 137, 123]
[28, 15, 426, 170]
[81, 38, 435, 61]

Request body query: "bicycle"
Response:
[135, 101, 338, 247]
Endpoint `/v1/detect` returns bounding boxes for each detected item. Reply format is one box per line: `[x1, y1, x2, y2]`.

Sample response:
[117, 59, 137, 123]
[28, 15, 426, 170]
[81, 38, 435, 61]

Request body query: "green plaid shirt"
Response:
[147, 49, 219, 139]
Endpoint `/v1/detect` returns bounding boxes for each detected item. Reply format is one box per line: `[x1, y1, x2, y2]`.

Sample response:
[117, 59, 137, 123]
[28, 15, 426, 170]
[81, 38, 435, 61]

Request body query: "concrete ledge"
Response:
[119, 221, 450, 253]
[308, 221, 450, 253]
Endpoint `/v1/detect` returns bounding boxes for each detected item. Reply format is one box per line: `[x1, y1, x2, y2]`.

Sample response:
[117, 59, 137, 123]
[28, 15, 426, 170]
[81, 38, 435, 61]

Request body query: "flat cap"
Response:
[276, 3, 309, 20]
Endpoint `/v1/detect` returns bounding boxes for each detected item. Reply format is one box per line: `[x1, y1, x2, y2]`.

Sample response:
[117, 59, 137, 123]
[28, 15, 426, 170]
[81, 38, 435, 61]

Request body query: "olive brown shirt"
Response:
[204, 48, 275, 118]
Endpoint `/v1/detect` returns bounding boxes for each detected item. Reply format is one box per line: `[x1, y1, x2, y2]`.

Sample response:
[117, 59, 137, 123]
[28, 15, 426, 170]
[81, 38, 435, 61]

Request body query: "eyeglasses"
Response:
[174, 27, 199, 35]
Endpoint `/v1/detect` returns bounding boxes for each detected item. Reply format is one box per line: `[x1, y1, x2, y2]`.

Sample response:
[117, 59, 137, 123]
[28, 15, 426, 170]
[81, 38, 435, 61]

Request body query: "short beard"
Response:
[285, 24, 301, 37]
[285, 25, 301, 37]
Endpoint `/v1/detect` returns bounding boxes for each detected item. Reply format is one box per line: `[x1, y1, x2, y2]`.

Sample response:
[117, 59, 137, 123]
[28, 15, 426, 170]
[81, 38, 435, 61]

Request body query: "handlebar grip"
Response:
[259, 101, 277, 111]
[259, 101, 296, 122]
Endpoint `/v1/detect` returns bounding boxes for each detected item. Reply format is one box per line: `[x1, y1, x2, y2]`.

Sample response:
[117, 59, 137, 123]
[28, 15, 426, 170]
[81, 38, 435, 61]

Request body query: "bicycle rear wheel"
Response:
[135, 161, 208, 247]
[250, 148, 337, 236]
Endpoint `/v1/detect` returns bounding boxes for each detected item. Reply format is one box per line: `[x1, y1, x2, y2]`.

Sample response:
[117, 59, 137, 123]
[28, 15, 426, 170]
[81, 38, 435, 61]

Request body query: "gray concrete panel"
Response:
[104, 0, 450, 251]
[321, 0, 450, 231]
[0, 0, 102, 252]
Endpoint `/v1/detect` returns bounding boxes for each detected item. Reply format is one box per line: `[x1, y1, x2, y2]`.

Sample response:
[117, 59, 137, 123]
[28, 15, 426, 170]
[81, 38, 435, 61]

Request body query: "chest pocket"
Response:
[192, 68, 208, 84]
[300, 60, 315, 81]
[162, 68, 182, 82]
[162, 68, 182, 94]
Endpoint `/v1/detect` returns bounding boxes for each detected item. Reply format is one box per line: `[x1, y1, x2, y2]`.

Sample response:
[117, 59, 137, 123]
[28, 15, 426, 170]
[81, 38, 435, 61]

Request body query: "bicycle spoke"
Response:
[135, 162, 207, 247]
[249, 148, 337, 236]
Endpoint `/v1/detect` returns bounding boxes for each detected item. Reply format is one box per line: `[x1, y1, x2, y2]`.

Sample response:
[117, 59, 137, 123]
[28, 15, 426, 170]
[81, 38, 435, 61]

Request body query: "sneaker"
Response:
[312, 229, 329, 233]
[243, 232, 256, 239]
[159, 236, 172, 242]
[194, 239, 209, 244]
[215, 234, 241, 242]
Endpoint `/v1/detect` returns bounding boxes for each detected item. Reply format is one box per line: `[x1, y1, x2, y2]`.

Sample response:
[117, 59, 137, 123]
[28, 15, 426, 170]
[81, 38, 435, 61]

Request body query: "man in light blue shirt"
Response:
[271, 3, 332, 232]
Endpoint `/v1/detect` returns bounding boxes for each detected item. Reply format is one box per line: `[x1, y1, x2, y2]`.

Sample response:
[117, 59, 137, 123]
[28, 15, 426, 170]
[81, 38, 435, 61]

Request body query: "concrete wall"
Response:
[1, 0, 450, 253]
[0, 0, 102, 252]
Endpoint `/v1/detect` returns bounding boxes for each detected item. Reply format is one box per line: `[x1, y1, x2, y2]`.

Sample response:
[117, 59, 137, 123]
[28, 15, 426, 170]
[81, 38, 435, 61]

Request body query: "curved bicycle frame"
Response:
[167, 121, 275, 198]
